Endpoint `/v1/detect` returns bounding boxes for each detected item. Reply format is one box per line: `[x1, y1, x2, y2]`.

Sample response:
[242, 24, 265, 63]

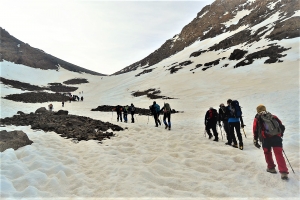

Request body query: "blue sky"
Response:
[0, 0, 214, 75]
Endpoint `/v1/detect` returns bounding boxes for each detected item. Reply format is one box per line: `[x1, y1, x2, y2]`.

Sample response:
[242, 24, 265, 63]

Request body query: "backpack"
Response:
[208, 109, 218, 120]
[258, 112, 283, 137]
[131, 106, 135, 112]
[164, 103, 171, 112]
[230, 100, 242, 118]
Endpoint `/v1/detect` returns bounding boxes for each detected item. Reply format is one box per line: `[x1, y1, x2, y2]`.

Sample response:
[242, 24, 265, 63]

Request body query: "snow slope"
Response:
[1, 8, 299, 200]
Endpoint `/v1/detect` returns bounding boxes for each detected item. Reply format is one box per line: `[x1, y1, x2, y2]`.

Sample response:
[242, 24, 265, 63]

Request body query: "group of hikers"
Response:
[112, 101, 172, 130]
[205, 99, 289, 180]
[113, 104, 136, 123]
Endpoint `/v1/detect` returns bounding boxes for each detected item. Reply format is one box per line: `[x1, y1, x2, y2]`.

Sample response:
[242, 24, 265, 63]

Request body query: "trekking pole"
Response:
[219, 125, 223, 140]
[283, 149, 295, 174]
[242, 128, 247, 138]
[147, 114, 149, 125]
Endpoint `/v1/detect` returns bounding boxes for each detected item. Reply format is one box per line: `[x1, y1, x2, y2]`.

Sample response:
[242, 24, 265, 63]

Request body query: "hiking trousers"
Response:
[222, 120, 230, 141]
[153, 113, 161, 126]
[123, 113, 128, 122]
[117, 112, 122, 122]
[205, 122, 218, 139]
[262, 136, 288, 173]
[229, 122, 242, 145]
[163, 112, 171, 128]
[131, 112, 135, 123]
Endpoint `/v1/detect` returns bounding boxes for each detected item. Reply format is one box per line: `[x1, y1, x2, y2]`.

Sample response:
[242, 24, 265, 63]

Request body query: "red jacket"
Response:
[253, 113, 283, 141]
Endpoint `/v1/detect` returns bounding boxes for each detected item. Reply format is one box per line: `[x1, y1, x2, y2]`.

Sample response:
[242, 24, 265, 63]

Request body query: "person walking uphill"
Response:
[114, 105, 123, 122]
[150, 101, 161, 127]
[123, 105, 129, 123]
[160, 102, 172, 130]
[129, 103, 135, 123]
[219, 103, 230, 143]
[227, 99, 245, 150]
[253, 104, 289, 180]
[204, 107, 219, 141]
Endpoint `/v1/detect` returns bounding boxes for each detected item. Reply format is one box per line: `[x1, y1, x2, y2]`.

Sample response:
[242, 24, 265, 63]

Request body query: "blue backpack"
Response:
[231, 100, 242, 118]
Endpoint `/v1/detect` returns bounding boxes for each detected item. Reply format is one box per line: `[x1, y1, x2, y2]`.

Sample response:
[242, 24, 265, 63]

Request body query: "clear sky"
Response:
[0, 0, 214, 75]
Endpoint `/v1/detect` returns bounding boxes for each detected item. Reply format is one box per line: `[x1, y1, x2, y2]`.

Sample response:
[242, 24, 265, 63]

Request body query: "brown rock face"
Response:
[113, 0, 299, 75]
[0, 27, 106, 76]
[0, 130, 33, 152]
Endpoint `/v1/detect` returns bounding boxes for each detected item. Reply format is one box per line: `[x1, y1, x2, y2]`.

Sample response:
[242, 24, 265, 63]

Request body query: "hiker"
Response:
[227, 99, 245, 150]
[150, 101, 161, 127]
[129, 103, 135, 123]
[160, 102, 172, 130]
[219, 103, 230, 143]
[62, 101, 64, 107]
[123, 105, 129, 123]
[204, 107, 219, 141]
[48, 104, 53, 111]
[115, 105, 123, 122]
[253, 104, 288, 180]
[69, 96, 72, 103]
[81, 96, 83, 101]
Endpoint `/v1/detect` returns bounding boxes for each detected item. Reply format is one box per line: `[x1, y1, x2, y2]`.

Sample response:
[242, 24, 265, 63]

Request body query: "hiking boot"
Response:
[213, 138, 218, 142]
[208, 135, 213, 139]
[168, 127, 171, 130]
[281, 173, 288, 180]
[225, 142, 231, 145]
[165, 125, 168, 129]
[155, 125, 158, 127]
[266, 168, 277, 174]
[239, 143, 243, 150]
[232, 144, 238, 148]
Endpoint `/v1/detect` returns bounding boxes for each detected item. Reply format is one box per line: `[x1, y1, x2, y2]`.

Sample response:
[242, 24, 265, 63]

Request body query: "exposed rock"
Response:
[229, 49, 248, 60]
[63, 78, 89, 85]
[17, 111, 25, 115]
[135, 69, 153, 77]
[0, 111, 124, 142]
[179, 60, 193, 66]
[0, 27, 105, 76]
[4, 92, 70, 103]
[35, 107, 48, 114]
[54, 110, 68, 115]
[190, 50, 207, 58]
[131, 89, 177, 99]
[0, 130, 33, 152]
[234, 45, 290, 68]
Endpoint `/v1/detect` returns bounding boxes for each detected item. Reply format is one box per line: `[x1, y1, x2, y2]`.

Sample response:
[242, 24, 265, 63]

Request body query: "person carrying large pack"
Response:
[204, 107, 219, 141]
[160, 102, 172, 130]
[227, 99, 245, 150]
[113, 105, 123, 122]
[253, 104, 288, 180]
[150, 101, 161, 127]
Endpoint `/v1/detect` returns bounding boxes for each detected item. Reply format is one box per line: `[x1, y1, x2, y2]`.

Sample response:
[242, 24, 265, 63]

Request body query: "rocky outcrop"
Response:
[3, 92, 70, 103]
[0, 27, 105, 76]
[113, 0, 299, 75]
[63, 78, 89, 85]
[0, 109, 123, 142]
[0, 77, 78, 92]
[0, 130, 33, 152]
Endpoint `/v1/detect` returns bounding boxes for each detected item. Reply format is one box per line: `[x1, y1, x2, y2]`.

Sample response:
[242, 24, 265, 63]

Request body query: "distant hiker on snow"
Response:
[227, 99, 245, 150]
[48, 104, 53, 111]
[150, 101, 161, 127]
[160, 102, 172, 130]
[123, 105, 129, 123]
[81, 96, 84, 101]
[62, 101, 64, 107]
[204, 107, 219, 141]
[253, 104, 289, 180]
[113, 105, 123, 122]
[129, 103, 135, 123]
[219, 103, 230, 142]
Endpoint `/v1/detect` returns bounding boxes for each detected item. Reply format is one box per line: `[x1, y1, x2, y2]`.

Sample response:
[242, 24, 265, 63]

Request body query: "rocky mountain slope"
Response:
[0, 27, 105, 76]
[113, 0, 299, 75]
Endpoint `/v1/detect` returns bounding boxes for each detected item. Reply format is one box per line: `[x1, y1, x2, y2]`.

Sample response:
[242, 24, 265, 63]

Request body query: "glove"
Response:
[241, 124, 246, 128]
[253, 139, 261, 149]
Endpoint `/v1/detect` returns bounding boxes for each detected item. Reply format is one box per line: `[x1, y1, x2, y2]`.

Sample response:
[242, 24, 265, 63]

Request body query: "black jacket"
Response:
[205, 109, 218, 125]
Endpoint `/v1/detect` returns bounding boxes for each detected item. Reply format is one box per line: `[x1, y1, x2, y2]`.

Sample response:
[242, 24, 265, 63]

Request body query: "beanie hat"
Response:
[256, 104, 266, 113]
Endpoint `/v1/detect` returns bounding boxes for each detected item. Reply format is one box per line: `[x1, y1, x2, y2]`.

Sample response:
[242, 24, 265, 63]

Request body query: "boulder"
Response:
[0, 130, 33, 152]
[54, 110, 68, 115]
[35, 107, 48, 114]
